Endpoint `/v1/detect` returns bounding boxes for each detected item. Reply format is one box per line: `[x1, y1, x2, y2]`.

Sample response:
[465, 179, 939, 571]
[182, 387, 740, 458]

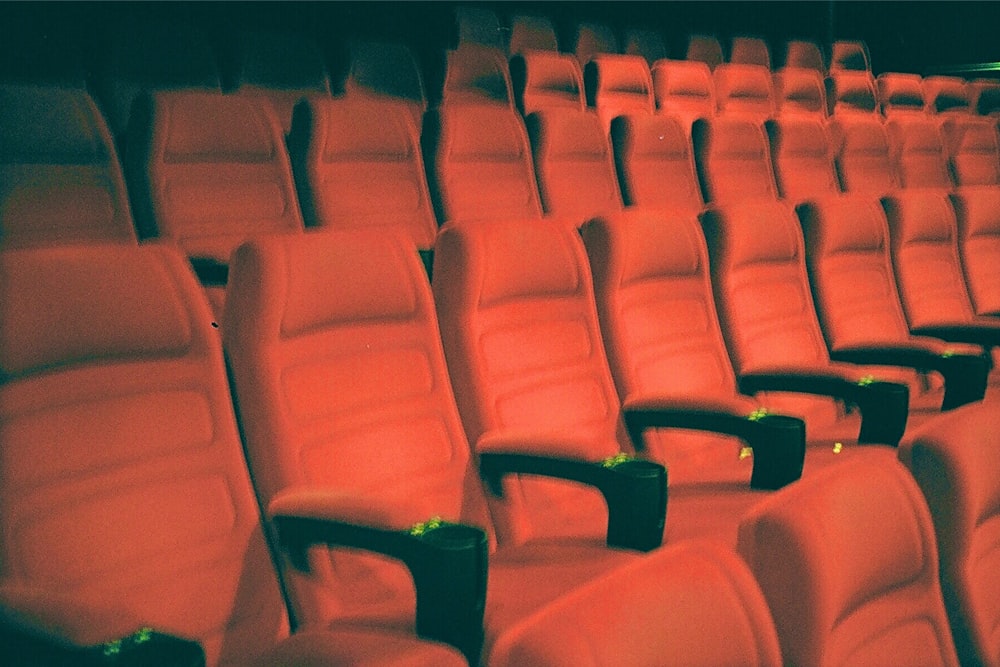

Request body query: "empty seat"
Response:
[652, 59, 716, 126]
[828, 113, 899, 195]
[0, 242, 467, 667]
[713, 63, 776, 121]
[738, 454, 959, 667]
[0, 85, 137, 249]
[287, 96, 438, 249]
[730, 36, 771, 70]
[574, 22, 619, 65]
[878, 72, 927, 117]
[510, 51, 586, 116]
[773, 66, 828, 117]
[971, 79, 1000, 116]
[693, 116, 779, 204]
[527, 108, 624, 222]
[924, 75, 973, 115]
[828, 69, 880, 115]
[940, 115, 1000, 186]
[430, 103, 544, 222]
[610, 112, 704, 213]
[766, 116, 841, 202]
[900, 402, 1000, 666]
[584, 54, 655, 131]
[829, 39, 871, 72]
[441, 43, 515, 108]
[686, 34, 724, 72]
[455, 5, 507, 51]
[886, 116, 955, 189]
[508, 15, 559, 55]
[951, 187, 1000, 317]
[125, 90, 303, 315]
[782, 39, 826, 74]
[343, 40, 427, 130]
[624, 28, 669, 66]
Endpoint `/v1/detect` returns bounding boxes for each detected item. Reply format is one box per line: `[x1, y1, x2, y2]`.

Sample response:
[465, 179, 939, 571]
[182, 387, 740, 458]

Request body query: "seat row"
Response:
[4, 225, 998, 665]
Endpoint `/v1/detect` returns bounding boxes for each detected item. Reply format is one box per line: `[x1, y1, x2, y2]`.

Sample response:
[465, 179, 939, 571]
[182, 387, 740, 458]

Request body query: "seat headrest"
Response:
[951, 189, 1000, 236]
[775, 68, 827, 116]
[314, 97, 415, 160]
[0, 85, 109, 163]
[155, 91, 278, 163]
[707, 199, 801, 266]
[801, 196, 887, 255]
[616, 209, 704, 283]
[591, 55, 651, 94]
[653, 60, 713, 98]
[883, 191, 955, 245]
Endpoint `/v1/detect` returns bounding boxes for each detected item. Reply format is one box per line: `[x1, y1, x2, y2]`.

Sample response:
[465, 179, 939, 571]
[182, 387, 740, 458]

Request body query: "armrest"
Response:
[270, 490, 487, 664]
[621, 401, 805, 490]
[911, 324, 1000, 350]
[188, 257, 228, 286]
[831, 345, 988, 410]
[738, 370, 910, 446]
[478, 451, 666, 552]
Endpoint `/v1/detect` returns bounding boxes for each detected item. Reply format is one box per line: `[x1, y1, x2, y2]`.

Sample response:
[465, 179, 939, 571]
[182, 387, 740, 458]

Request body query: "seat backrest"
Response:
[442, 43, 515, 108]
[574, 22, 619, 65]
[686, 35, 724, 72]
[882, 190, 979, 329]
[885, 116, 954, 189]
[527, 108, 624, 222]
[0, 84, 137, 248]
[766, 116, 841, 202]
[455, 5, 507, 51]
[610, 112, 704, 212]
[652, 59, 716, 127]
[829, 39, 871, 72]
[971, 79, 1000, 116]
[940, 115, 1000, 186]
[288, 96, 437, 249]
[693, 116, 779, 204]
[624, 28, 668, 66]
[509, 14, 559, 55]
[511, 51, 586, 116]
[773, 67, 828, 118]
[923, 75, 972, 115]
[0, 243, 291, 666]
[433, 217, 626, 545]
[584, 54, 655, 132]
[344, 40, 427, 130]
[783, 39, 825, 74]
[713, 63, 775, 122]
[828, 114, 899, 195]
[431, 103, 544, 223]
[224, 228, 488, 630]
[828, 69, 880, 116]
[877, 72, 926, 117]
[949, 188, 1000, 316]
[738, 455, 958, 667]
[730, 36, 771, 70]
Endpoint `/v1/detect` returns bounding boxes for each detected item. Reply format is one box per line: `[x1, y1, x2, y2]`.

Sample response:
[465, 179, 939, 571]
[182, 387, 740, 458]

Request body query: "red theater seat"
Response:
[713, 63, 776, 122]
[885, 116, 955, 189]
[950, 187, 1000, 317]
[686, 34, 724, 72]
[783, 39, 826, 75]
[766, 116, 841, 203]
[511, 50, 587, 116]
[924, 75, 973, 115]
[828, 113, 899, 195]
[343, 40, 427, 130]
[940, 115, 1000, 186]
[508, 14, 559, 55]
[651, 59, 716, 127]
[574, 22, 619, 65]
[773, 66, 828, 117]
[828, 69, 880, 116]
[730, 36, 771, 70]
[584, 54, 655, 132]
[877, 72, 927, 118]
[624, 28, 668, 66]
[829, 39, 871, 72]
[693, 115, 779, 204]
[442, 43, 515, 108]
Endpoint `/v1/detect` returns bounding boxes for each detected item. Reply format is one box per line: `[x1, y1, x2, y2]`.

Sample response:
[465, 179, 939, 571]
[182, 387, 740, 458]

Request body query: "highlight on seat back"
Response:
[0, 84, 137, 249]
[830, 39, 871, 72]
[829, 69, 880, 116]
[510, 50, 586, 116]
[430, 103, 544, 223]
[442, 43, 515, 108]
[713, 64, 775, 121]
[652, 59, 716, 127]
[949, 187, 1000, 316]
[343, 40, 427, 130]
[574, 22, 619, 65]
[773, 66, 828, 117]
[624, 28, 668, 66]
[686, 34, 724, 71]
[877, 72, 926, 117]
[508, 14, 559, 55]
[940, 115, 1000, 186]
[924, 75, 973, 115]
[527, 108, 624, 222]
[886, 116, 954, 189]
[584, 54, 655, 132]
[783, 39, 826, 74]
[766, 116, 841, 202]
[899, 402, 1000, 667]
[693, 115, 779, 204]
[0, 243, 291, 666]
[288, 95, 437, 249]
[828, 113, 898, 195]
[730, 36, 771, 70]
[738, 454, 958, 667]
[610, 112, 704, 212]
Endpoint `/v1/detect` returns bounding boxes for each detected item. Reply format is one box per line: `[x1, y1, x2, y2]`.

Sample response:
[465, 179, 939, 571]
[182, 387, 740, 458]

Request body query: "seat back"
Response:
[686, 35, 724, 71]
[693, 116, 779, 204]
[624, 28, 668, 66]
[783, 39, 826, 75]
[527, 108, 624, 222]
[766, 116, 841, 202]
[344, 40, 427, 130]
[713, 64, 775, 122]
[224, 229, 486, 628]
[828, 114, 898, 195]
[738, 455, 958, 667]
[940, 116, 1000, 186]
[652, 59, 716, 127]
[584, 54, 655, 131]
[829, 39, 871, 72]
[433, 218, 626, 545]
[886, 116, 954, 189]
[442, 44, 515, 108]
[574, 22, 619, 65]
[511, 51, 586, 116]
[610, 112, 704, 212]
[431, 103, 544, 222]
[877, 72, 926, 117]
[924, 76, 973, 115]
[773, 67, 827, 118]
[828, 70, 880, 116]
[949, 188, 1000, 316]
[508, 15, 559, 55]
[0, 243, 290, 666]
[0, 85, 136, 248]
[730, 36, 771, 70]
[288, 96, 437, 249]
[455, 5, 507, 51]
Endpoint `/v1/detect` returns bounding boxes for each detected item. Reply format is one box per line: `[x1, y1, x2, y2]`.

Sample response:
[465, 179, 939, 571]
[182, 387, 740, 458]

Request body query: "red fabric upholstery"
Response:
[344, 40, 426, 130]
[900, 402, 1000, 666]
[830, 39, 871, 72]
[828, 69, 880, 116]
[610, 112, 704, 212]
[783, 39, 826, 75]
[585, 54, 655, 132]
[828, 113, 899, 195]
[527, 108, 624, 222]
[574, 22, 619, 65]
[686, 35, 724, 72]
[651, 59, 716, 127]
[730, 36, 771, 70]
[940, 116, 1000, 186]
[431, 103, 543, 223]
[773, 66, 828, 117]
[886, 116, 954, 189]
[924, 75, 973, 115]
[508, 15, 559, 55]
[738, 454, 959, 667]
[512, 50, 586, 116]
[0, 85, 136, 249]
[877, 72, 927, 117]
[442, 43, 514, 108]
[290, 96, 437, 248]
[767, 116, 841, 202]
[693, 116, 779, 204]
[713, 63, 776, 122]
[950, 187, 1000, 316]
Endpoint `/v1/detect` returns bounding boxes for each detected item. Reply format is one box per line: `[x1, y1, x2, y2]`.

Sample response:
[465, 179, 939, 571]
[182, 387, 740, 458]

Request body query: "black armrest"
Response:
[273, 514, 487, 664]
[911, 324, 1000, 351]
[622, 408, 805, 490]
[739, 372, 910, 446]
[479, 452, 666, 552]
[831, 345, 988, 410]
[188, 258, 228, 286]
[0, 624, 204, 667]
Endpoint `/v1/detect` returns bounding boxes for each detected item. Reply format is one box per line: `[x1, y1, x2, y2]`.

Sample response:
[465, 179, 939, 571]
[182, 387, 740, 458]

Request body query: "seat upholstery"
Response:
[584, 53, 655, 132]
[828, 69, 880, 116]
[738, 454, 959, 667]
[0, 84, 137, 249]
[951, 187, 1000, 316]
[624, 28, 668, 66]
[766, 116, 841, 202]
[886, 116, 954, 189]
[924, 75, 973, 115]
[511, 50, 587, 116]
[900, 402, 1000, 667]
[773, 66, 828, 117]
[343, 40, 427, 130]
[829, 39, 871, 72]
[686, 35, 724, 72]
[828, 113, 899, 195]
[730, 36, 771, 70]
[877, 72, 926, 117]
[508, 14, 559, 55]
[693, 115, 779, 204]
[651, 59, 716, 127]
[713, 63, 776, 122]
[288, 96, 437, 249]
[574, 22, 619, 65]
[0, 242, 465, 667]
[442, 43, 515, 108]
[783, 39, 826, 74]
[940, 115, 1000, 186]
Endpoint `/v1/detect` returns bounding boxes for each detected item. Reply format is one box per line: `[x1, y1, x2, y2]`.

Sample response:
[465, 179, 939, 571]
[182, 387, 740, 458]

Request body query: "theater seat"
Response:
[686, 34, 724, 72]
[510, 50, 586, 116]
[950, 187, 1000, 316]
[693, 115, 779, 204]
[343, 40, 427, 130]
[738, 454, 959, 667]
[877, 71, 926, 117]
[940, 115, 1000, 186]
[924, 75, 973, 115]
[828, 113, 899, 195]
[885, 116, 954, 189]
[442, 43, 515, 108]
[0, 242, 466, 667]
[624, 28, 668, 66]
[713, 63, 776, 122]
[828, 69, 880, 116]
[773, 66, 828, 117]
[783, 39, 826, 75]
[508, 14, 559, 55]
[766, 116, 841, 203]
[651, 59, 716, 127]
[829, 39, 871, 72]
[574, 22, 619, 65]
[730, 36, 771, 70]
[584, 54, 655, 132]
